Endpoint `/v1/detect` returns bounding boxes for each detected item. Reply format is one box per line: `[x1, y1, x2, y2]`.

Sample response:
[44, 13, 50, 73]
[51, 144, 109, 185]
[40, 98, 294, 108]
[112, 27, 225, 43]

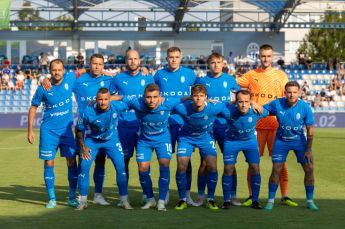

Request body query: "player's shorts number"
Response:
[165, 143, 172, 153]
[116, 143, 123, 152]
[209, 141, 216, 149]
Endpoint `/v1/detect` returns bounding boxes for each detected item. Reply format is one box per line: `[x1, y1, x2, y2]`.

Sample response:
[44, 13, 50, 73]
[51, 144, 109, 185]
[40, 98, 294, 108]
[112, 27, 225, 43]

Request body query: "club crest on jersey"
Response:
[160, 110, 165, 115]
[113, 113, 117, 119]
[100, 81, 105, 87]
[181, 76, 185, 83]
[248, 117, 253, 123]
[141, 79, 145, 86]
[64, 83, 69, 90]
[223, 81, 228, 88]
[204, 115, 209, 120]
[296, 113, 301, 120]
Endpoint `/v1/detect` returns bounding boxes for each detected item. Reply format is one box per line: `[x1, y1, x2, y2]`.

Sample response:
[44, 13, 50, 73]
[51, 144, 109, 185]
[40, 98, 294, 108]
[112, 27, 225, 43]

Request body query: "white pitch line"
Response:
[0, 146, 37, 150]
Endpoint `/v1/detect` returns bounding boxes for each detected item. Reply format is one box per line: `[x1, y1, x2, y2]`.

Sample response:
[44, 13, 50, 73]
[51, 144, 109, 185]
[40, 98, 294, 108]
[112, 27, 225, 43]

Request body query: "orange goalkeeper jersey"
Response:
[237, 67, 288, 130]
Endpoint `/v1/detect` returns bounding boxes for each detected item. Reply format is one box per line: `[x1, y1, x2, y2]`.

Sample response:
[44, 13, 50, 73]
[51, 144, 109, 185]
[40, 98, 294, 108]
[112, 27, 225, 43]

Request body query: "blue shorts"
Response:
[177, 135, 217, 158]
[272, 138, 308, 164]
[223, 138, 260, 165]
[75, 130, 106, 158]
[136, 138, 172, 163]
[213, 126, 227, 153]
[39, 126, 76, 160]
[83, 137, 124, 161]
[118, 126, 139, 160]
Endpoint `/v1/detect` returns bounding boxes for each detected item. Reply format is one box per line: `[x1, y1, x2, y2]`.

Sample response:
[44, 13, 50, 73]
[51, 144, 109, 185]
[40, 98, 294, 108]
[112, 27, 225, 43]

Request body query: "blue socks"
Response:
[93, 165, 105, 194]
[197, 174, 207, 197]
[186, 161, 192, 192]
[268, 183, 279, 201]
[251, 174, 261, 202]
[139, 170, 154, 199]
[230, 174, 237, 198]
[222, 175, 232, 202]
[305, 185, 314, 201]
[44, 165, 55, 201]
[67, 163, 78, 200]
[176, 171, 187, 200]
[207, 171, 218, 200]
[158, 166, 170, 201]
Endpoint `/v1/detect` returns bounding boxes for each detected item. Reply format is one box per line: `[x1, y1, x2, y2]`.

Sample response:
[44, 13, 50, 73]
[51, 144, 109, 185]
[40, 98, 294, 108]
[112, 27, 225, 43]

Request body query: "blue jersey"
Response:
[73, 73, 112, 114]
[154, 66, 197, 98]
[125, 97, 180, 141]
[219, 103, 269, 141]
[31, 72, 76, 130]
[264, 98, 314, 142]
[155, 66, 197, 125]
[76, 101, 127, 141]
[173, 101, 225, 139]
[109, 71, 154, 127]
[196, 73, 240, 128]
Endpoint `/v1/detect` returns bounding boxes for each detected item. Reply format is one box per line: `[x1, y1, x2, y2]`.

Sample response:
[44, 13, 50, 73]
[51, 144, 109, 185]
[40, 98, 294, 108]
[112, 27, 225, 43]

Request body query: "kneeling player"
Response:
[75, 88, 132, 210]
[264, 81, 318, 211]
[174, 84, 224, 210]
[219, 89, 268, 209]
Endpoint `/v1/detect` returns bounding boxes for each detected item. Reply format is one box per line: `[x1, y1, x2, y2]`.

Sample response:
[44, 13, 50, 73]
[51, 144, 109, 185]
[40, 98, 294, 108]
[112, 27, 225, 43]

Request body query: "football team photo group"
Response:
[27, 44, 318, 212]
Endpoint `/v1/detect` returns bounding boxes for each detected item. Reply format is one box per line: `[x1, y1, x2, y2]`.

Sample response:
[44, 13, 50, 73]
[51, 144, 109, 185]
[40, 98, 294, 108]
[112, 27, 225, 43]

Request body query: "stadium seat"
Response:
[336, 101, 345, 110]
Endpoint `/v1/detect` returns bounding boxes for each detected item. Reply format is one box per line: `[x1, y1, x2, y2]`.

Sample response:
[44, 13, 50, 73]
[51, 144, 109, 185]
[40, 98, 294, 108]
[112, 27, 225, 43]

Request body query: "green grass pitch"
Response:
[0, 128, 344, 229]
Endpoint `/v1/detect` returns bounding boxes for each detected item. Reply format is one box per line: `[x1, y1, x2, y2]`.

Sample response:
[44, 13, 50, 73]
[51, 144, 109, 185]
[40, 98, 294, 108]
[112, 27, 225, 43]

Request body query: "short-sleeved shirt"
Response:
[173, 101, 225, 139]
[237, 67, 288, 130]
[109, 71, 154, 127]
[196, 73, 240, 128]
[31, 72, 76, 130]
[73, 73, 112, 114]
[76, 101, 127, 141]
[264, 98, 314, 142]
[219, 103, 269, 141]
[124, 97, 180, 141]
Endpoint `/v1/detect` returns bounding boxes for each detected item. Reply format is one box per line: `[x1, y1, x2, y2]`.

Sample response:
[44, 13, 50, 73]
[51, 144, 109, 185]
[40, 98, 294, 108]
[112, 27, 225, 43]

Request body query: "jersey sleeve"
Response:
[229, 76, 240, 91]
[212, 101, 226, 115]
[304, 104, 314, 126]
[236, 72, 250, 88]
[188, 69, 198, 85]
[218, 104, 230, 119]
[31, 86, 44, 107]
[112, 100, 129, 112]
[109, 77, 118, 95]
[263, 100, 277, 115]
[76, 112, 87, 132]
[259, 107, 270, 119]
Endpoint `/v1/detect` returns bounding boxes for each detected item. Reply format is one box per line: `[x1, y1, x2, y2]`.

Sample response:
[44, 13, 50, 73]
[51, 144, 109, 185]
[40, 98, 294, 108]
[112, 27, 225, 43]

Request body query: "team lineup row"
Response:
[27, 45, 318, 211]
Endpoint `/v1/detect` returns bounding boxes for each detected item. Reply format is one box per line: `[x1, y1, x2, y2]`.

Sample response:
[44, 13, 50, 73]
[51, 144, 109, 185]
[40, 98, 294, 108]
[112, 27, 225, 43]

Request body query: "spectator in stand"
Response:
[320, 88, 328, 101]
[15, 70, 25, 90]
[1, 71, 10, 91]
[298, 53, 306, 67]
[337, 64, 345, 80]
[76, 53, 85, 68]
[235, 65, 247, 78]
[306, 57, 313, 70]
[39, 52, 50, 72]
[302, 81, 310, 95]
[47, 52, 56, 63]
[197, 55, 206, 65]
[313, 92, 322, 108]
[328, 85, 337, 101]
[194, 66, 205, 77]
[277, 58, 285, 70]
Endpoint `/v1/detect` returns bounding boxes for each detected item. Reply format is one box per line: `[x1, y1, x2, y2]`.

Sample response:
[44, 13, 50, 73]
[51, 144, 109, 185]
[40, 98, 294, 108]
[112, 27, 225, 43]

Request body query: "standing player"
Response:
[219, 90, 268, 209]
[109, 49, 154, 187]
[75, 88, 132, 210]
[73, 54, 113, 206]
[174, 85, 224, 210]
[123, 84, 179, 211]
[195, 52, 240, 206]
[27, 59, 78, 208]
[154, 46, 197, 204]
[263, 81, 318, 211]
[237, 44, 296, 207]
